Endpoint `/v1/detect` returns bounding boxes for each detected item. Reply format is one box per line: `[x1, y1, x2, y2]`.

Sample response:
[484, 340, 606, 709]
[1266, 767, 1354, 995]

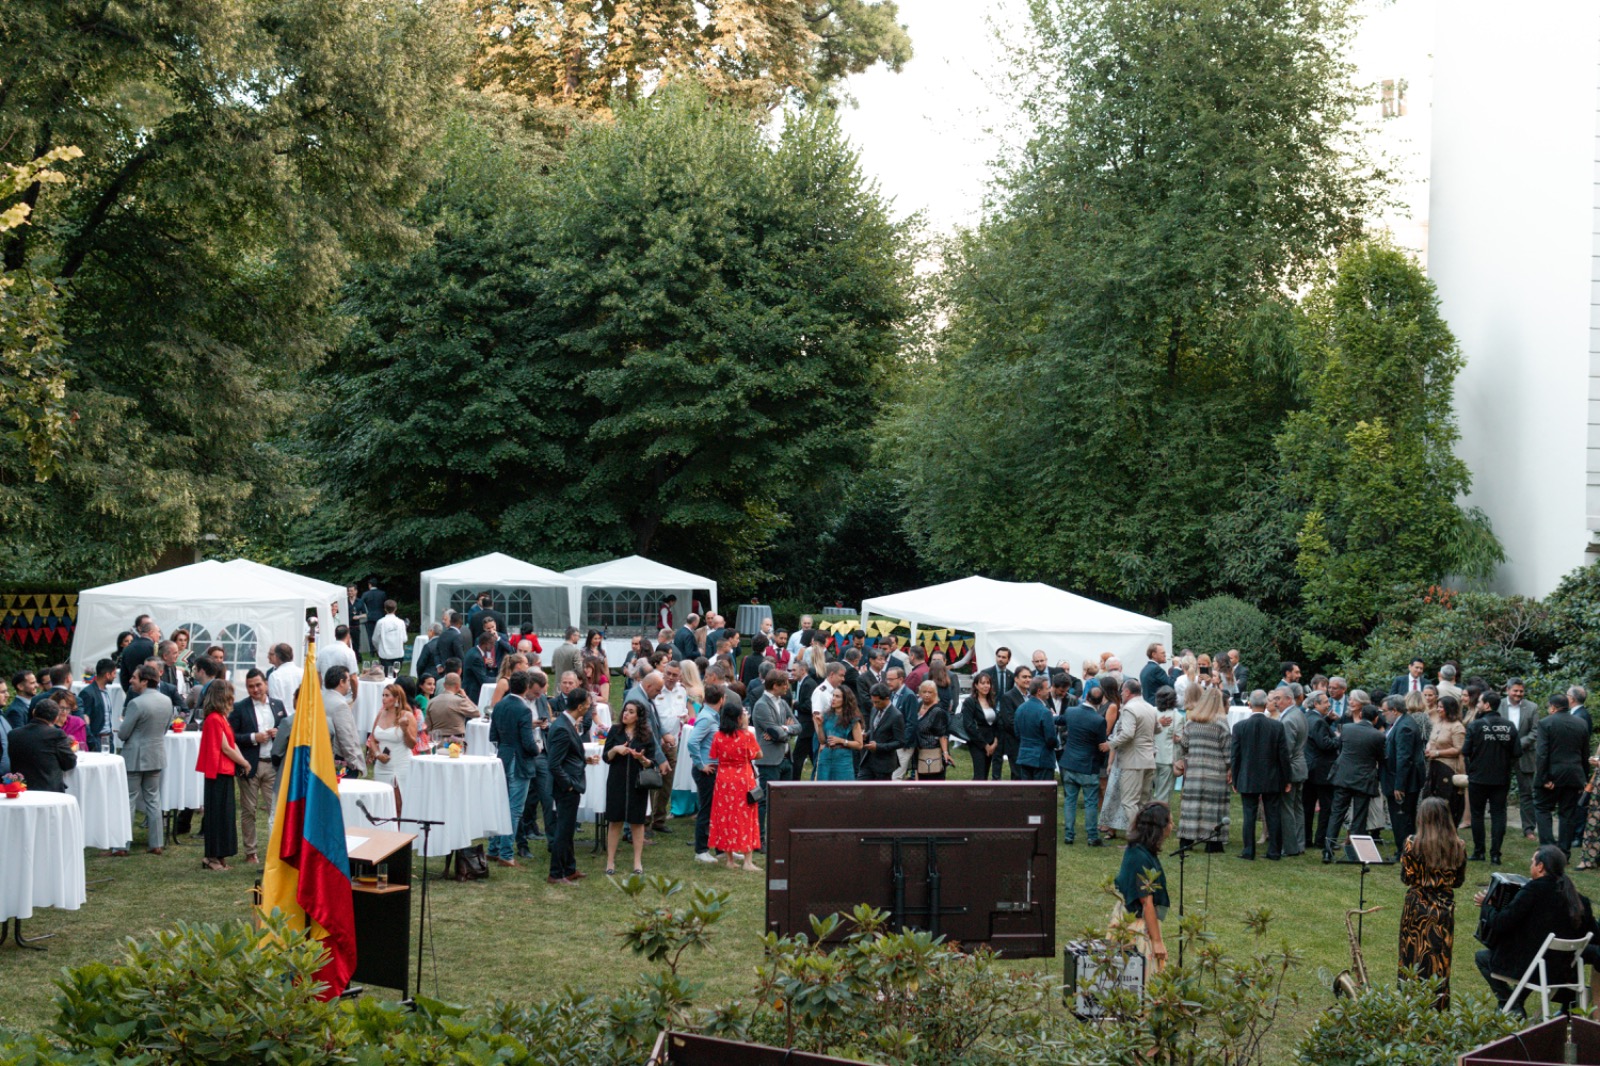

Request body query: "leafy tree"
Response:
[467, 0, 912, 125]
[888, 0, 1380, 613]
[308, 87, 913, 581]
[0, 0, 463, 581]
[0, 146, 80, 480]
[1163, 595, 1286, 691]
[1278, 242, 1501, 658]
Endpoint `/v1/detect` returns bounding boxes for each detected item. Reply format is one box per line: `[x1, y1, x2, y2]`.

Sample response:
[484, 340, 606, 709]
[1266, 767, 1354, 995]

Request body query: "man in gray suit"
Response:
[750, 673, 800, 849]
[118, 664, 171, 854]
[322, 664, 364, 777]
[1505, 678, 1543, 840]
[1322, 693, 1386, 863]
[1277, 684, 1310, 856]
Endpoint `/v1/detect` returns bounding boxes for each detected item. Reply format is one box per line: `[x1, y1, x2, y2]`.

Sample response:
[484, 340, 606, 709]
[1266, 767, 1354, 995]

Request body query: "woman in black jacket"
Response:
[959, 671, 999, 781]
[1474, 844, 1600, 1013]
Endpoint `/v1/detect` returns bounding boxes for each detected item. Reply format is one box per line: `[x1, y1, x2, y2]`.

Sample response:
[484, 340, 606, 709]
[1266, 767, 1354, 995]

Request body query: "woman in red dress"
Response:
[708, 702, 762, 871]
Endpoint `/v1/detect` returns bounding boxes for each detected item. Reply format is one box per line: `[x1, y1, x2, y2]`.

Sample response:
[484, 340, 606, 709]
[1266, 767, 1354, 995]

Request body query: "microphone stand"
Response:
[1173, 821, 1225, 968]
[356, 800, 444, 1002]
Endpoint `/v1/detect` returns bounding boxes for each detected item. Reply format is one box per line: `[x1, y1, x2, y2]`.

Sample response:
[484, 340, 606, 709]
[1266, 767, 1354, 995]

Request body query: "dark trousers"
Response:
[1470, 781, 1510, 858]
[693, 767, 715, 853]
[1475, 949, 1523, 1014]
[1389, 790, 1420, 855]
[1305, 782, 1334, 850]
[1016, 764, 1052, 782]
[1326, 788, 1373, 852]
[794, 733, 818, 780]
[756, 761, 787, 850]
[856, 763, 895, 780]
[968, 743, 994, 782]
[998, 735, 1020, 779]
[1240, 792, 1282, 858]
[549, 788, 579, 880]
[518, 754, 553, 845]
[1537, 784, 1584, 852]
[1517, 767, 1537, 834]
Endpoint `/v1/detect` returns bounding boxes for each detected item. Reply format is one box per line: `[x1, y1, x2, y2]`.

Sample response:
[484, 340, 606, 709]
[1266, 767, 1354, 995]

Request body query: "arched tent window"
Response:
[503, 589, 533, 635]
[583, 589, 663, 631]
[174, 623, 213, 663]
[449, 589, 478, 617]
[216, 623, 258, 675]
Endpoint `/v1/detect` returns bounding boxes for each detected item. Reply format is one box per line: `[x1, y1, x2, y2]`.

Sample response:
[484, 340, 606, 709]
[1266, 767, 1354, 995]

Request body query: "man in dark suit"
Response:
[229, 669, 289, 864]
[469, 602, 506, 643]
[415, 625, 443, 680]
[546, 686, 589, 884]
[1303, 692, 1341, 851]
[1568, 686, 1592, 736]
[462, 632, 499, 701]
[994, 666, 1034, 781]
[981, 648, 1016, 701]
[1139, 644, 1169, 709]
[672, 613, 701, 662]
[8, 698, 77, 792]
[120, 619, 159, 688]
[435, 611, 469, 667]
[858, 684, 906, 781]
[1464, 690, 1517, 863]
[78, 658, 117, 753]
[856, 649, 888, 706]
[488, 670, 539, 868]
[1323, 696, 1386, 863]
[840, 648, 864, 708]
[1534, 694, 1591, 853]
[1382, 695, 1427, 861]
[1390, 658, 1428, 697]
[359, 578, 387, 659]
[1230, 696, 1292, 860]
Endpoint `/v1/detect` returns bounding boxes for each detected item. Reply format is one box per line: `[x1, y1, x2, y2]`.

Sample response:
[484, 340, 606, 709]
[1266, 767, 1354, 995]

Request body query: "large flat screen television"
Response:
[764, 781, 1057, 958]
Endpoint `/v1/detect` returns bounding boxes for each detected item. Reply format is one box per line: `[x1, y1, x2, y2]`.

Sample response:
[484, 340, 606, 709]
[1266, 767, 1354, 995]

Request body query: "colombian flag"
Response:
[260, 638, 356, 997]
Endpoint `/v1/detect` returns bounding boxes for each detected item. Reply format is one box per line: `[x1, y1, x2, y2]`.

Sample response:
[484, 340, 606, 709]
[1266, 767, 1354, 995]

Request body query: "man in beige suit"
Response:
[425, 672, 480, 748]
[1110, 677, 1159, 831]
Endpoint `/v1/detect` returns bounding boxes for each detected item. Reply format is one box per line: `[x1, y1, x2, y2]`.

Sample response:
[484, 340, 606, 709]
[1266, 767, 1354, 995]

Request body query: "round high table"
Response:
[403, 754, 511, 857]
[1226, 708, 1251, 732]
[337, 778, 399, 831]
[409, 634, 429, 678]
[466, 717, 492, 755]
[0, 791, 86, 949]
[477, 683, 498, 711]
[353, 679, 387, 739]
[160, 731, 205, 812]
[63, 752, 132, 850]
[735, 604, 773, 636]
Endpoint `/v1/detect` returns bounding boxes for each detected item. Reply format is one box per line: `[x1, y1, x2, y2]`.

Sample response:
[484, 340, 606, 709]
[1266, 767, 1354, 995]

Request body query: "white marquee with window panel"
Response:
[420, 552, 573, 638]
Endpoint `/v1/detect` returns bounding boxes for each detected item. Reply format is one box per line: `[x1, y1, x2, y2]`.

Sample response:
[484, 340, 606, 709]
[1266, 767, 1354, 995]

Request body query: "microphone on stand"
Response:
[356, 798, 385, 826]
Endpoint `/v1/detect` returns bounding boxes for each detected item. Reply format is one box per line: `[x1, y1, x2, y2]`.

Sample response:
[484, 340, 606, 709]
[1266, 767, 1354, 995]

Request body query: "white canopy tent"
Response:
[563, 555, 718, 634]
[419, 552, 572, 636]
[71, 559, 332, 677]
[860, 576, 1171, 675]
[222, 559, 345, 637]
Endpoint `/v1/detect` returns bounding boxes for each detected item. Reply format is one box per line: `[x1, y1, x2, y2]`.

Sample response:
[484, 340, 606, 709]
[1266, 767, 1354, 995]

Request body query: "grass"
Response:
[0, 761, 1559, 1061]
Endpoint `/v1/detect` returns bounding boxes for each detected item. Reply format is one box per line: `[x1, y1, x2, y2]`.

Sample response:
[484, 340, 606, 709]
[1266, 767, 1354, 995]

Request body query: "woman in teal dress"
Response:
[815, 686, 864, 781]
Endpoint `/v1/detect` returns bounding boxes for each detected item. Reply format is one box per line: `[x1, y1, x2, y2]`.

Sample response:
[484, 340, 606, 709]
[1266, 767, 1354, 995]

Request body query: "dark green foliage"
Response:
[1279, 243, 1501, 659]
[1341, 586, 1549, 694]
[890, 0, 1378, 613]
[1164, 595, 1287, 691]
[1531, 558, 1600, 698]
[0, 0, 462, 581]
[1295, 977, 1520, 1065]
[308, 87, 912, 582]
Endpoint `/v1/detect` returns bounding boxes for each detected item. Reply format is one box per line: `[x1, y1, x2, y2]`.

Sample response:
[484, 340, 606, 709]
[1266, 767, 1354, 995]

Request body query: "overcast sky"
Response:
[833, 0, 1027, 236]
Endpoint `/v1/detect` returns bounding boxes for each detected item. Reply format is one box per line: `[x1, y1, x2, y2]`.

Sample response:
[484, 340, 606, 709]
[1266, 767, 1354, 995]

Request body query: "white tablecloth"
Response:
[403, 754, 511, 856]
[735, 604, 773, 635]
[578, 742, 610, 821]
[410, 635, 429, 677]
[0, 792, 86, 921]
[64, 752, 132, 850]
[477, 683, 498, 710]
[1226, 708, 1252, 732]
[160, 731, 205, 811]
[466, 717, 492, 755]
[353, 679, 386, 739]
[70, 681, 127, 745]
[337, 778, 398, 831]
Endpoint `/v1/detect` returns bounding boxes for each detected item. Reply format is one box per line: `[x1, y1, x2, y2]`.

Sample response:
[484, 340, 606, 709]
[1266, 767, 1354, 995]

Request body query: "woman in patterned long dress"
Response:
[1398, 797, 1468, 1008]
[1098, 683, 1128, 838]
[707, 703, 762, 872]
[1173, 687, 1230, 852]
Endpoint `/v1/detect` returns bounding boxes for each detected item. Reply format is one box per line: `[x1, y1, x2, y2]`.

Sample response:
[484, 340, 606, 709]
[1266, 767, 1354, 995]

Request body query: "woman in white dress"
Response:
[367, 683, 418, 813]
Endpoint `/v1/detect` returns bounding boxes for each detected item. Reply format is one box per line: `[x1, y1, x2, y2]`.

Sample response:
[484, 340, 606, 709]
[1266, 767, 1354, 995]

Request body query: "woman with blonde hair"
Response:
[680, 660, 706, 704]
[489, 653, 529, 706]
[1173, 686, 1229, 852]
[368, 683, 418, 812]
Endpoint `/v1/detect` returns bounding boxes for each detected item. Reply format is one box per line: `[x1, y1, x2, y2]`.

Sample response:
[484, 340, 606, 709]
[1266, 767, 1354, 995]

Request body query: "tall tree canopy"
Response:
[307, 87, 913, 584]
[0, 0, 463, 580]
[887, 0, 1381, 613]
[466, 0, 912, 121]
[1279, 242, 1501, 657]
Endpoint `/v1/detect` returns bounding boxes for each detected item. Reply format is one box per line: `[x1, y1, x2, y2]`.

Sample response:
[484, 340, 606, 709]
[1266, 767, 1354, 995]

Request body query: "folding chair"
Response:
[1504, 932, 1594, 1021]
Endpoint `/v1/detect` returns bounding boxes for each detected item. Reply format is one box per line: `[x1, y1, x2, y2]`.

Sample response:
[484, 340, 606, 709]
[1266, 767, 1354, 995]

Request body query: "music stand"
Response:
[1343, 834, 1383, 947]
[1173, 821, 1225, 967]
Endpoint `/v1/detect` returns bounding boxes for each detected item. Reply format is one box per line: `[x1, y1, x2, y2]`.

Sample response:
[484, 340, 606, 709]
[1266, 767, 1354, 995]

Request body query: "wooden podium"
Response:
[346, 827, 416, 996]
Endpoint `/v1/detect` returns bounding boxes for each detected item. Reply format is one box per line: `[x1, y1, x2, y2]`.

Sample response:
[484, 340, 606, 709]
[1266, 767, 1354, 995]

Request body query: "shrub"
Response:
[1295, 977, 1521, 1065]
[1163, 595, 1286, 687]
[1341, 586, 1548, 694]
[1535, 558, 1600, 697]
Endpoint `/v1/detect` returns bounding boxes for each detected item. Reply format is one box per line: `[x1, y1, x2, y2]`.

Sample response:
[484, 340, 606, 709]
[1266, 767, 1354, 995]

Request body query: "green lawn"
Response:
[0, 766, 1558, 1060]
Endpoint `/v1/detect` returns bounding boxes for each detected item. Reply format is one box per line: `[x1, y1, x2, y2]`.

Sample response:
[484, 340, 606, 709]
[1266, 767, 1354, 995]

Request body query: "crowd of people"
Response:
[8, 604, 1600, 1015]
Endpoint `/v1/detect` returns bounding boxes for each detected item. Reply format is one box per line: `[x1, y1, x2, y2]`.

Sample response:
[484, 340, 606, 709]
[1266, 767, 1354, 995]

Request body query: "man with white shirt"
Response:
[319, 625, 359, 677]
[789, 616, 814, 659]
[322, 665, 364, 776]
[1503, 677, 1544, 840]
[266, 643, 302, 710]
[1390, 658, 1428, 697]
[372, 600, 408, 676]
[229, 669, 288, 864]
[654, 664, 689, 740]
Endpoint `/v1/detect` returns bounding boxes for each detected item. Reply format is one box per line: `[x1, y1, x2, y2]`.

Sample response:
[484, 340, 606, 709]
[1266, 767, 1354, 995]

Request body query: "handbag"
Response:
[747, 782, 765, 805]
[636, 767, 665, 791]
[452, 843, 489, 882]
[916, 747, 945, 775]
